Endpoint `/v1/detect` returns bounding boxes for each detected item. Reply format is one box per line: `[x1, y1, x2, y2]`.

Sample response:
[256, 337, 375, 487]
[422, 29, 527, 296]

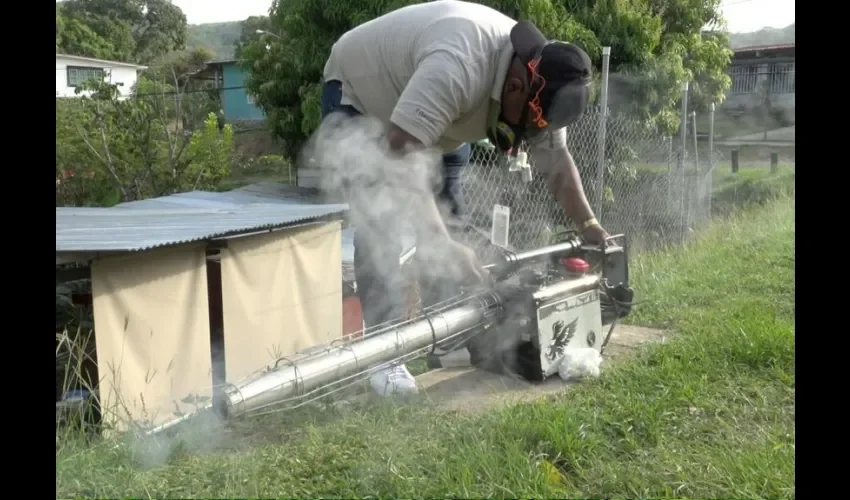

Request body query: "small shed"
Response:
[56, 197, 347, 431]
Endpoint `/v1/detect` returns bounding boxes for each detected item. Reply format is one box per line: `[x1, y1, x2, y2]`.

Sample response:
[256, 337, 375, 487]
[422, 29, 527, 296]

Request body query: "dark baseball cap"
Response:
[510, 20, 593, 128]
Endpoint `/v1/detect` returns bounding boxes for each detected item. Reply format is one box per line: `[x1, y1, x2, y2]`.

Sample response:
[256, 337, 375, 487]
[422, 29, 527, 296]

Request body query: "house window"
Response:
[246, 93, 256, 105]
[67, 66, 105, 88]
[729, 64, 758, 94]
[769, 62, 795, 94]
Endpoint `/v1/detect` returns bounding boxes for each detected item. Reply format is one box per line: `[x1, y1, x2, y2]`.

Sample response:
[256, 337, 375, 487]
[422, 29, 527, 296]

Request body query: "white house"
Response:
[56, 54, 147, 100]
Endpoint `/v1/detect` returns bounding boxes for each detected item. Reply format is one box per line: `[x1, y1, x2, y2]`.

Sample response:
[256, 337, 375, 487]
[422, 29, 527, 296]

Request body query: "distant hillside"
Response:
[728, 23, 795, 49]
[187, 20, 796, 60]
[188, 21, 242, 60]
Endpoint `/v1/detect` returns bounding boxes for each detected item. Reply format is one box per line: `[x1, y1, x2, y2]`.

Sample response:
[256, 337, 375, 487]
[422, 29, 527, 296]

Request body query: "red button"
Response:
[563, 257, 590, 273]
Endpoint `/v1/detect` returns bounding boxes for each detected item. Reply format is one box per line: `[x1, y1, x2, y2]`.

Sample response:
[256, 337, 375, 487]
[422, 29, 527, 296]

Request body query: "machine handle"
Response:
[483, 236, 582, 280]
[579, 233, 626, 252]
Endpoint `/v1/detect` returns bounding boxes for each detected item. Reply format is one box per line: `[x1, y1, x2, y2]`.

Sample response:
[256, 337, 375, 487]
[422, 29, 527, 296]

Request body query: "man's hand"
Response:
[386, 124, 423, 153]
[446, 239, 489, 285]
[581, 221, 610, 247]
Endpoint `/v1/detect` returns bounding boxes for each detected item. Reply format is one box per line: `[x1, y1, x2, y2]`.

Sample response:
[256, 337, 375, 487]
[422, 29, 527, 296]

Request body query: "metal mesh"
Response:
[460, 106, 721, 257]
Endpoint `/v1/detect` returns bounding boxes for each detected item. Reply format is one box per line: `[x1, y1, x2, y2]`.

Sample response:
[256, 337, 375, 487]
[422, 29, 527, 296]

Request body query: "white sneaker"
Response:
[369, 364, 419, 397]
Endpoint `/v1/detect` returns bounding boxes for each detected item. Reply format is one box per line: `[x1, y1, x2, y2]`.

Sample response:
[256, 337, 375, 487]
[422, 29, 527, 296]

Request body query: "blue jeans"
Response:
[320, 80, 470, 330]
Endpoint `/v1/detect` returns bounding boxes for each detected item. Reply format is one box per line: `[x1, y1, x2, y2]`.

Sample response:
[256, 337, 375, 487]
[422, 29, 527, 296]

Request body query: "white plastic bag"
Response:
[557, 347, 603, 381]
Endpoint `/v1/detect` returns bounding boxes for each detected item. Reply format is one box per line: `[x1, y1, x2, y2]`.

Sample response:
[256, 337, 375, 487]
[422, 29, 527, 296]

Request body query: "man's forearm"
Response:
[386, 123, 452, 241]
[545, 148, 596, 226]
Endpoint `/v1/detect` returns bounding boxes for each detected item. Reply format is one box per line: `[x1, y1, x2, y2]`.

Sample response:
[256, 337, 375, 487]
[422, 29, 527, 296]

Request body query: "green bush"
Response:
[56, 82, 234, 207]
[625, 168, 795, 217]
[711, 170, 795, 215]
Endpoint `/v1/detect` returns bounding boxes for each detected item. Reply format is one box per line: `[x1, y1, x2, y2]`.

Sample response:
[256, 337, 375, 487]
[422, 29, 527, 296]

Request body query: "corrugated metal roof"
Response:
[56, 183, 417, 282]
[56, 53, 149, 69]
[57, 202, 348, 253]
[734, 43, 795, 53]
[115, 185, 322, 211]
[233, 183, 324, 204]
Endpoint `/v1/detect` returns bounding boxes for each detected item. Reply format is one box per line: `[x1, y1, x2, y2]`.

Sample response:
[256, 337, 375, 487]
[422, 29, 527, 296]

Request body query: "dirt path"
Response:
[414, 324, 670, 413]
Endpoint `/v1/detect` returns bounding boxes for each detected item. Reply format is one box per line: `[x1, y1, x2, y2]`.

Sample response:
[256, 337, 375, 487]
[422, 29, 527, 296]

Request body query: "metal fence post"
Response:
[595, 46, 611, 217]
[667, 135, 674, 170]
[708, 103, 715, 165]
[678, 82, 689, 240]
[707, 102, 715, 218]
[691, 111, 700, 224]
[691, 111, 699, 172]
[666, 135, 674, 205]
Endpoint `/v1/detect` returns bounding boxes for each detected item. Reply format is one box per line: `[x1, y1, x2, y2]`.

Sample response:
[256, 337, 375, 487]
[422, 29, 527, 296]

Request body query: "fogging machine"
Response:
[208, 232, 635, 424]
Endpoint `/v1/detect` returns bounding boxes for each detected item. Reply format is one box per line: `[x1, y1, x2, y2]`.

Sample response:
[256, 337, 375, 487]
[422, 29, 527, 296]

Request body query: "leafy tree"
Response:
[622, 0, 731, 118]
[187, 22, 243, 59]
[56, 11, 64, 51]
[139, 50, 222, 137]
[145, 46, 217, 87]
[57, 12, 132, 61]
[56, 81, 233, 207]
[238, 0, 407, 158]
[187, 113, 236, 187]
[234, 16, 272, 59]
[57, 0, 188, 64]
[241, 0, 733, 158]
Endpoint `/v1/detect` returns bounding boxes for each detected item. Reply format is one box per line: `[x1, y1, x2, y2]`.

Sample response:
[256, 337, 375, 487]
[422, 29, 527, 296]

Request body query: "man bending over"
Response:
[318, 0, 610, 396]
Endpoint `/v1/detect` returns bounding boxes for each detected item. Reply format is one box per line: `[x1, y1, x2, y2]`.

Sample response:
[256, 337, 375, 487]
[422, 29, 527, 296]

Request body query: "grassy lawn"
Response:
[711, 168, 795, 216]
[636, 161, 795, 177]
[216, 165, 295, 192]
[56, 196, 795, 499]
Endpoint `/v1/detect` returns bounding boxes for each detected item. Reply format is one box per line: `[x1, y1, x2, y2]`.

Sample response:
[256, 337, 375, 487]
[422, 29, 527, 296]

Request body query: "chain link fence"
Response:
[459, 80, 721, 259]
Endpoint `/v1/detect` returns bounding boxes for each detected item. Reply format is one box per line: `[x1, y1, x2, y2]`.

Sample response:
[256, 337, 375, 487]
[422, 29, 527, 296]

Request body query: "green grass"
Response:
[56, 196, 795, 498]
[220, 128, 295, 191]
[629, 165, 794, 218]
[711, 168, 795, 216]
[635, 161, 795, 177]
[216, 164, 295, 192]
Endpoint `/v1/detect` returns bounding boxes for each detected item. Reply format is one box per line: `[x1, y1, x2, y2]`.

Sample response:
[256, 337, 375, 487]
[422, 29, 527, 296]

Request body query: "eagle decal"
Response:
[546, 317, 578, 361]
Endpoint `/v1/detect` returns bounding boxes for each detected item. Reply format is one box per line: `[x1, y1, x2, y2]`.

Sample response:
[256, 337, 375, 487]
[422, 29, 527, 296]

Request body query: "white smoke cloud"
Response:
[301, 113, 473, 316]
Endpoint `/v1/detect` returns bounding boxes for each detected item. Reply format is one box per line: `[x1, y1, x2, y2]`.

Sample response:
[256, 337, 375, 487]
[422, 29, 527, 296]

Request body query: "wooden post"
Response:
[731, 149, 739, 173]
[770, 152, 779, 174]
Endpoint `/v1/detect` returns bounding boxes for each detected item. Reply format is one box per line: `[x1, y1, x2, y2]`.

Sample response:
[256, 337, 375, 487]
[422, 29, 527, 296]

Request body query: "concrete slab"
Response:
[415, 323, 670, 413]
[601, 324, 671, 359]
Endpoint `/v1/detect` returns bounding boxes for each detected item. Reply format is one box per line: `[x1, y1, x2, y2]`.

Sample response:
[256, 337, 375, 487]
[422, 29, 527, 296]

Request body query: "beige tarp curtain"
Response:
[91, 243, 212, 432]
[220, 221, 343, 384]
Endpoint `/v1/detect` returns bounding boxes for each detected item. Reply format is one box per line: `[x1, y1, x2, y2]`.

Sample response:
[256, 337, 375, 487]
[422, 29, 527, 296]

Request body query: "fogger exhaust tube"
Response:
[483, 237, 581, 273]
[223, 292, 502, 417]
